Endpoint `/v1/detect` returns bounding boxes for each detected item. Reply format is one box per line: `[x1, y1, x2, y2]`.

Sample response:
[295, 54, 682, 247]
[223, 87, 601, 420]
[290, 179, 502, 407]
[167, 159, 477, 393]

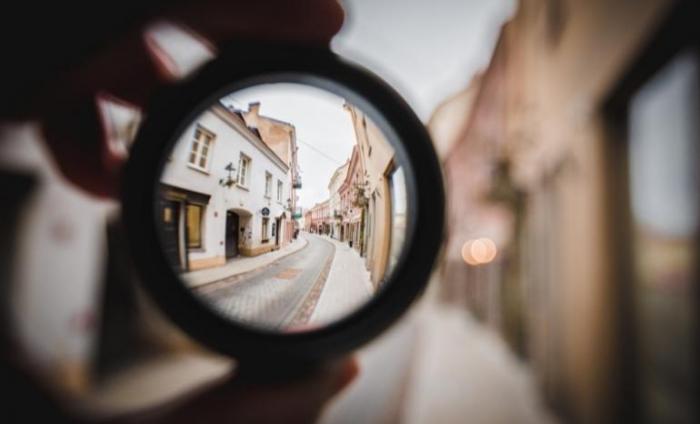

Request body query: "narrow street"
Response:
[194, 234, 335, 329]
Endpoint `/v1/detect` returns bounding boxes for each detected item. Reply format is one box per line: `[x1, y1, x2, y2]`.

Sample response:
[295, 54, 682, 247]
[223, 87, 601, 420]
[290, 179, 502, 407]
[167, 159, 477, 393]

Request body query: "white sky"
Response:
[222, 84, 358, 210]
[333, 0, 516, 120]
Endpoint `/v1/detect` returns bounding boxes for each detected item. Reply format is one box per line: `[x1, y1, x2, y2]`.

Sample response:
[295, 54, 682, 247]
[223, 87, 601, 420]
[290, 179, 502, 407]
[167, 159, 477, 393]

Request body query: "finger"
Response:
[165, 0, 345, 47]
[229, 358, 360, 423]
[36, 0, 345, 198]
[40, 0, 345, 114]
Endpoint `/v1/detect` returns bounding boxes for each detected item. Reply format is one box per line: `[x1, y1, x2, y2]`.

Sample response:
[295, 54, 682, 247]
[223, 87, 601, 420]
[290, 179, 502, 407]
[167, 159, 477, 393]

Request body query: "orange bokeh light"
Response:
[461, 238, 498, 266]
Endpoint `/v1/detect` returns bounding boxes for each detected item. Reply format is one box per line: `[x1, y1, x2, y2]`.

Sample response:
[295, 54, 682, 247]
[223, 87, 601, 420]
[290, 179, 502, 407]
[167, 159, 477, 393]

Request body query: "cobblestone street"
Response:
[194, 234, 334, 329]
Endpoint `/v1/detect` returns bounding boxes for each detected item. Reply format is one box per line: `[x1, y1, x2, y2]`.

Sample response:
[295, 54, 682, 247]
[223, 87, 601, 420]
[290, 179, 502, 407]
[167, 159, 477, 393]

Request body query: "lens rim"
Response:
[123, 42, 444, 363]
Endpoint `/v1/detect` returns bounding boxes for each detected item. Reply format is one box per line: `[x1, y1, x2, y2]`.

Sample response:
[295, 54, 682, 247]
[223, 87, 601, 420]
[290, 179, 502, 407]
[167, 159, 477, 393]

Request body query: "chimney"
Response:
[248, 102, 261, 117]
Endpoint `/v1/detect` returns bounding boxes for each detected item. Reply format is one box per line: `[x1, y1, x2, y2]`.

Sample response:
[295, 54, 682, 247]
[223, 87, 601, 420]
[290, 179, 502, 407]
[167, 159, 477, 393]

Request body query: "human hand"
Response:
[3, 1, 354, 422]
[101, 358, 359, 424]
[23, 0, 344, 198]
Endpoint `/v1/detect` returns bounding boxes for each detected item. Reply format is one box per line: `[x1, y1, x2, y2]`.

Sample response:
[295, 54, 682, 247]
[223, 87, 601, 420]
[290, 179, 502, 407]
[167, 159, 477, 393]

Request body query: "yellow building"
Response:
[344, 103, 401, 288]
[338, 146, 365, 250]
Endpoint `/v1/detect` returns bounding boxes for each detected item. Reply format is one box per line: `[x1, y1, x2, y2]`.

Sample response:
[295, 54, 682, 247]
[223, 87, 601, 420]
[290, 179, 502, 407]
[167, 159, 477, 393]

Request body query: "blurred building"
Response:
[307, 199, 331, 234]
[345, 103, 402, 287]
[328, 161, 349, 240]
[432, 0, 699, 423]
[338, 146, 366, 253]
[303, 208, 312, 232]
[160, 103, 293, 271]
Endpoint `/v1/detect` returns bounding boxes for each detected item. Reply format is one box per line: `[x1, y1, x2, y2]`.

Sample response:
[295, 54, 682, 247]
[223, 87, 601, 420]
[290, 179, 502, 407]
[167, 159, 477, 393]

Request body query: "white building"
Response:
[160, 103, 291, 271]
[328, 161, 349, 240]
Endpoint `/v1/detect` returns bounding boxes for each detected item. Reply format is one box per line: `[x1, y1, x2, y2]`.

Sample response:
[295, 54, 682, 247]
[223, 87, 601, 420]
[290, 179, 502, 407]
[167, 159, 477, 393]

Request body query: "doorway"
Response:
[225, 211, 239, 258]
[160, 198, 183, 271]
[275, 217, 282, 246]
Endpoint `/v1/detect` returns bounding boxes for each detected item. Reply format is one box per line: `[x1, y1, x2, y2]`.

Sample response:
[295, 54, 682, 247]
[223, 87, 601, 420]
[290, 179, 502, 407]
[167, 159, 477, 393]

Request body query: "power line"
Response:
[219, 97, 346, 167]
[220, 98, 346, 166]
[296, 138, 346, 166]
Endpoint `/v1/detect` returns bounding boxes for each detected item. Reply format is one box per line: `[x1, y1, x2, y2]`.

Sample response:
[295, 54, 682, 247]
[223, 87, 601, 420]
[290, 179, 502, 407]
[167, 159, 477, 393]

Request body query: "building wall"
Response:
[338, 146, 364, 250]
[328, 162, 349, 240]
[433, 0, 678, 422]
[160, 105, 290, 270]
[242, 103, 299, 246]
[242, 103, 294, 165]
[345, 104, 396, 286]
[308, 199, 331, 234]
[303, 210, 312, 231]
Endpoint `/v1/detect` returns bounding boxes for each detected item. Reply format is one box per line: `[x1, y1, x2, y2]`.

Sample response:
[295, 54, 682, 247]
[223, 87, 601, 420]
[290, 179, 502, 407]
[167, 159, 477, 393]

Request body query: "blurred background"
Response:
[0, 0, 698, 423]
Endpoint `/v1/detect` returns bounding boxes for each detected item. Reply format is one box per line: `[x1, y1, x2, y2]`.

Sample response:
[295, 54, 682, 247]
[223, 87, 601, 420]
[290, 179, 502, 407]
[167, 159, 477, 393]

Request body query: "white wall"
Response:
[327, 164, 348, 239]
[160, 107, 290, 262]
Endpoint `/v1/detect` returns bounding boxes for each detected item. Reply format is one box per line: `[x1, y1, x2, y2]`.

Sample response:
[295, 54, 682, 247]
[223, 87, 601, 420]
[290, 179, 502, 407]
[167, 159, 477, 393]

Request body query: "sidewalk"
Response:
[399, 300, 557, 424]
[309, 235, 374, 325]
[320, 277, 557, 424]
[182, 236, 308, 287]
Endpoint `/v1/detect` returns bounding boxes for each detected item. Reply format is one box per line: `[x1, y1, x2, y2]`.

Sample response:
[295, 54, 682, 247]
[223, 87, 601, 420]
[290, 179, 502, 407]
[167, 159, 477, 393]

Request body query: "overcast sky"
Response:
[222, 84, 359, 210]
[333, 0, 515, 120]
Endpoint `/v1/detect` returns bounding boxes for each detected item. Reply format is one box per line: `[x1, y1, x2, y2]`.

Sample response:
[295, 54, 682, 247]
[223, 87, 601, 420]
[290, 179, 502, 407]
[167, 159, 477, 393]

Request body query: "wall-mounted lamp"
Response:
[218, 162, 237, 188]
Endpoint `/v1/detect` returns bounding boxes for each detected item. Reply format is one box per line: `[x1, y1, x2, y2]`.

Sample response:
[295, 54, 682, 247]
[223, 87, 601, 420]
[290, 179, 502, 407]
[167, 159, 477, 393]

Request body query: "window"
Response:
[277, 180, 283, 202]
[188, 126, 214, 172]
[261, 217, 269, 242]
[163, 206, 173, 223]
[186, 203, 203, 248]
[265, 172, 272, 198]
[272, 222, 276, 237]
[626, 50, 699, 423]
[238, 153, 251, 188]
